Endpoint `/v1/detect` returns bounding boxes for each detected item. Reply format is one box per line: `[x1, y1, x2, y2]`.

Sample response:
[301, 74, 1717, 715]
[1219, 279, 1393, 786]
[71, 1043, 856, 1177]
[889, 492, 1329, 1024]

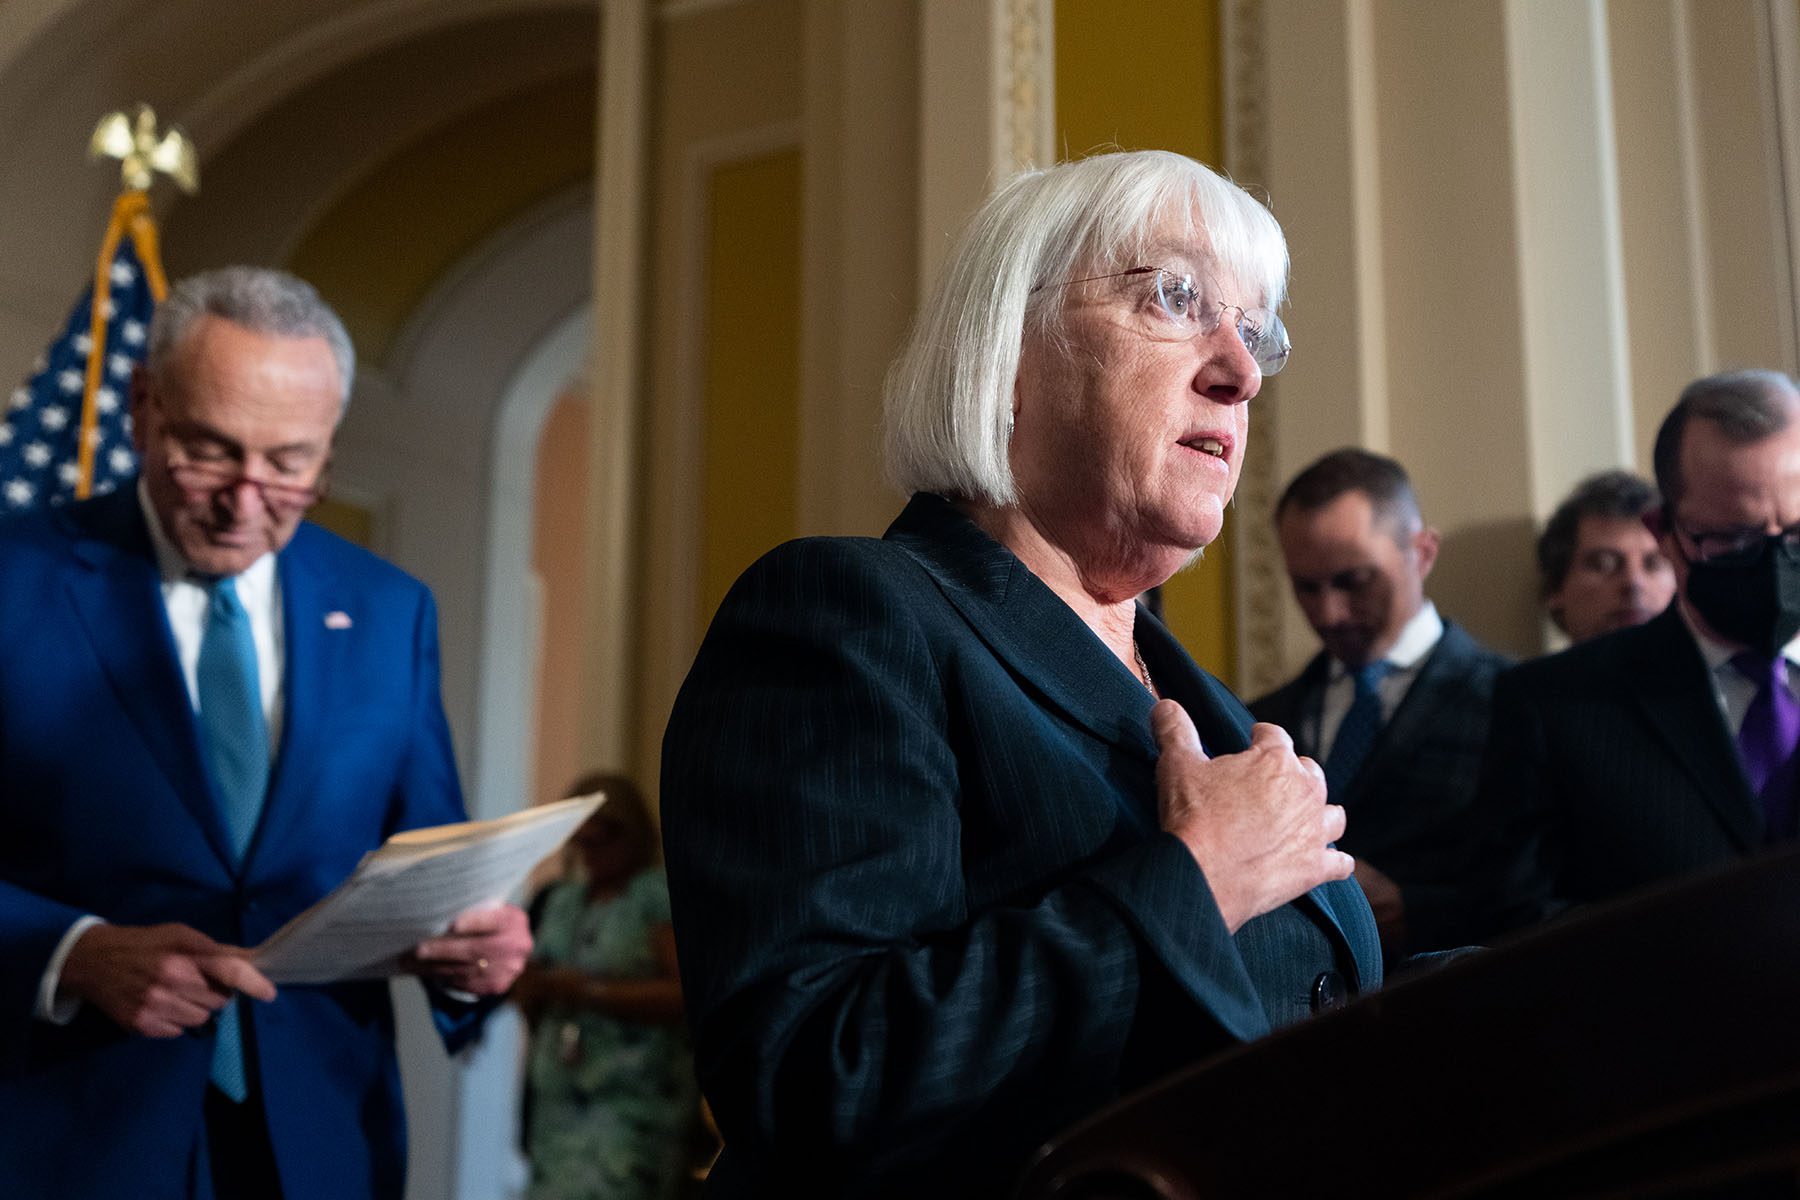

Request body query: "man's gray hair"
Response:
[882, 150, 1289, 506]
[1651, 368, 1800, 513]
[147, 266, 356, 407]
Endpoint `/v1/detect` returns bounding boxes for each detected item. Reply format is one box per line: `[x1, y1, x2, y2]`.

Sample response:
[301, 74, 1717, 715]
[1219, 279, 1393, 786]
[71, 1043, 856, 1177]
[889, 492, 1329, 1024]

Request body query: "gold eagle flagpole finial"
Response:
[88, 104, 199, 195]
[66, 105, 193, 498]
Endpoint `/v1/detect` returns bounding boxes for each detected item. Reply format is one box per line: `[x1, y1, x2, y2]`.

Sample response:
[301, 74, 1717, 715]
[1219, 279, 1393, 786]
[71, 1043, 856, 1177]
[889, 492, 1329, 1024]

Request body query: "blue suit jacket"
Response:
[660, 494, 1382, 1197]
[0, 486, 477, 1200]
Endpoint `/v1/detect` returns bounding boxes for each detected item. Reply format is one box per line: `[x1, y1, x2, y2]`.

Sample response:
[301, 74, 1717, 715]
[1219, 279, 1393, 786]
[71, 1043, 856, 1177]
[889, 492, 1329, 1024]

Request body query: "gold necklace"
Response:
[1133, 641, 1158, 698]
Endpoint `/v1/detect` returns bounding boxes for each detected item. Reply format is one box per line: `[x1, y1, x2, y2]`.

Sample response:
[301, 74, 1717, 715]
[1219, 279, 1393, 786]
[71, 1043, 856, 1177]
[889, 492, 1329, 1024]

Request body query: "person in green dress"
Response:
[513, 774, 697, 1200]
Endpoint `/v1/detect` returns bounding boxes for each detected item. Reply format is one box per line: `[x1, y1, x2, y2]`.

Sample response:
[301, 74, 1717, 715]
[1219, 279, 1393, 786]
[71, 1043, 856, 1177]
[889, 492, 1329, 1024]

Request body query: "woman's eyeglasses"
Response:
[1037, 265, 1291, 375]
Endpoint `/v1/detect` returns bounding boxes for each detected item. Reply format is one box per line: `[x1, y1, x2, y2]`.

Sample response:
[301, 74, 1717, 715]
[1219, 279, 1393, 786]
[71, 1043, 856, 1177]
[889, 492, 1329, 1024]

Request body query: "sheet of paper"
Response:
[252, 791, 603, 985]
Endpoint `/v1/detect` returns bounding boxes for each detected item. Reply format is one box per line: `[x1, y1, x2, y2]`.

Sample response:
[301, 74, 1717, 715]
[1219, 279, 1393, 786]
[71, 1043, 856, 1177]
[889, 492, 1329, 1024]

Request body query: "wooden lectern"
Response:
[1016, 848, 1800, 1198]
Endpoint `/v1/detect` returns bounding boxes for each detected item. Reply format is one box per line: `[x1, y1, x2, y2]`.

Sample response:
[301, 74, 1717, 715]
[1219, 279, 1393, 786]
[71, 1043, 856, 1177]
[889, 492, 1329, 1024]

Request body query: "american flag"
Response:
[0, 234, 155, 511]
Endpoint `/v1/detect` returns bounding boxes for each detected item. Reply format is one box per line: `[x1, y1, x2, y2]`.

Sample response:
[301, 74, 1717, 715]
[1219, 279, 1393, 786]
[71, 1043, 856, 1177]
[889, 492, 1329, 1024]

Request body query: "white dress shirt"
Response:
[1679, 603, 1800, 736]
[35, 484, 285, 1022]
[1314, 601, 1446, 762]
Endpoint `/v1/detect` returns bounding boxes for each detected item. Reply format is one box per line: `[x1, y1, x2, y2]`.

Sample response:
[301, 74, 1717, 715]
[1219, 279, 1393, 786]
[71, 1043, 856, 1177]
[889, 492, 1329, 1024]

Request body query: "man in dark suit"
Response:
[661, 150, 1380, 1198]
[0, 267, 530, 1199]
[1478, 369, 1800, 935]
[1252, 449, 1509, 956]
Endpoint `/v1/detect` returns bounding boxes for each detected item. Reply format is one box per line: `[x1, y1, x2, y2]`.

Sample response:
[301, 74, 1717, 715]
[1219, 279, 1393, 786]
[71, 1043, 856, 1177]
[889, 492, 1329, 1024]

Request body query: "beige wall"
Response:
[1251, 0, 1800, 678]
[534, 393, 591, 811]
[633, 0, 806, 792]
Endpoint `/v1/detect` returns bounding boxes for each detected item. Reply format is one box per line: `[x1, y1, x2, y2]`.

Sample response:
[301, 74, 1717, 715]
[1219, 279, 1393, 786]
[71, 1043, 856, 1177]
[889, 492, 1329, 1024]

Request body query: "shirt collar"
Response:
[1678, 599, 1800, 673]
[135, 477, 277, 594]
[1329, 600, 1443, 682]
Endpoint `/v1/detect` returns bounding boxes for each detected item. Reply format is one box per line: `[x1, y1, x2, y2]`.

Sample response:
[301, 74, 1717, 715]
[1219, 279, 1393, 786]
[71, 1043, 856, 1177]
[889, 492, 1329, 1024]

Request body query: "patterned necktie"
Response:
[1732, 652, 1800, 843]
[1325, 661, 1390, 799]
[196, 577, 269, 1103]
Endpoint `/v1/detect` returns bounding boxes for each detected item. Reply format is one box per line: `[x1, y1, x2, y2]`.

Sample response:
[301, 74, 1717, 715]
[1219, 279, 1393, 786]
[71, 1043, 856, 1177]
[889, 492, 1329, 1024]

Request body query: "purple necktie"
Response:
[1733, 652, 1800, 842]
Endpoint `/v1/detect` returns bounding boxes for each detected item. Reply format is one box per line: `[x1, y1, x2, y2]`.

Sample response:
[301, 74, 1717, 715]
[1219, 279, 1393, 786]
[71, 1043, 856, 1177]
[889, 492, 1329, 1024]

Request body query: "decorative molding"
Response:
[659, 0, 749, 20]
[1000, 0, 1054, 172]
[1221, 0, 1284, 697]
[584, 0, 650, 777]
[1759, 0, 1800, 374]
[659, 120, 806, 722]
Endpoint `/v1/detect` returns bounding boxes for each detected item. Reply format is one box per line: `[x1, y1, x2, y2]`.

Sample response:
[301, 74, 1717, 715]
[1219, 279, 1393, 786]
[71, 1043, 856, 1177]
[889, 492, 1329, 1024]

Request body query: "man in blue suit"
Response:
[0, 267, 530, 1199]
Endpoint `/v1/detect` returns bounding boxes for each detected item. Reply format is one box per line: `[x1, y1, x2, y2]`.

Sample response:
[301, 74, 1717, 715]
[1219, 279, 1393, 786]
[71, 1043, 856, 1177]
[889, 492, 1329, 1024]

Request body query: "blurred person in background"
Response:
[1478, 370, 1800, 934]
[1537, 469, 1675, 645]
[1251, 449, 1509, 958]
[513, 773, 695, 1200]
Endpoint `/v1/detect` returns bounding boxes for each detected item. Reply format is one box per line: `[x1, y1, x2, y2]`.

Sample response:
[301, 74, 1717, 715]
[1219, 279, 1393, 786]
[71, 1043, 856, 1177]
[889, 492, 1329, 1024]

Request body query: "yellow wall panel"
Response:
[1054, 0, 1235, 679]
[700, 148, 805, 634]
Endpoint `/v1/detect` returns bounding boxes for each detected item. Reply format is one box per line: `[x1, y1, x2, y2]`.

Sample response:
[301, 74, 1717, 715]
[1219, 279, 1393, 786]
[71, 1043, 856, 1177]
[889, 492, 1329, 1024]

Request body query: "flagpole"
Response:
[74, 103, 196, 499]
[75, 190, 168, 499]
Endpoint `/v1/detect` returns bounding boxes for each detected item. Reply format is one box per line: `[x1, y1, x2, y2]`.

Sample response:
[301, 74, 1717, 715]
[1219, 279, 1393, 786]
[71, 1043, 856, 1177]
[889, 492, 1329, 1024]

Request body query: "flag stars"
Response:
[72, 333, 93, 356]
[107, 353, 133, 379]
[120, 320, 146, 346]
[4, 479, 32, 507]
[7, 388, 28, 411]
[110, 260, 137, 287]
[108, 446, 135, 475]
[95, 387, 120, 415]
[0, 423, 12, 447]
[23, 442, 51, 468]
[57, 462, 79, 487]
[97, 298, 116, 321]
[38, 405, 68, 432]
[56, 369, 82, 394]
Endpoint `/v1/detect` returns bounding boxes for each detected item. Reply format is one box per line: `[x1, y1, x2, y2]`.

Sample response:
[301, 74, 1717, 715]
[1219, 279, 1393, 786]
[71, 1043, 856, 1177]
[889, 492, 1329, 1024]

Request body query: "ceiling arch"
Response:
[0, 0, 595, 372]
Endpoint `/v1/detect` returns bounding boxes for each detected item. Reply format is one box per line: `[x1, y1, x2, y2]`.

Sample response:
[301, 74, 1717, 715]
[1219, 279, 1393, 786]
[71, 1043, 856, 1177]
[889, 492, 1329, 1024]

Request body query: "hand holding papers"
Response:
[253, 792, 602, 985]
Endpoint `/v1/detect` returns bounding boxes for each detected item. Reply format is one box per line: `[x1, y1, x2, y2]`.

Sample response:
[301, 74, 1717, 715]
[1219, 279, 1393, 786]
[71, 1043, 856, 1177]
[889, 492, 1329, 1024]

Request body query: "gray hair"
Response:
[1651, 368, 1800, 513]
[148, 266, 356, 408]
[882, 150, 1289, 506]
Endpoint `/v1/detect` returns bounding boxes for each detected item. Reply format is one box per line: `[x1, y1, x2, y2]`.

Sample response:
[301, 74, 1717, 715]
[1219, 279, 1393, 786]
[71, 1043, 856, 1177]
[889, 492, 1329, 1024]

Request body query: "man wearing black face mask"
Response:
[1473, 369, 1800, 938]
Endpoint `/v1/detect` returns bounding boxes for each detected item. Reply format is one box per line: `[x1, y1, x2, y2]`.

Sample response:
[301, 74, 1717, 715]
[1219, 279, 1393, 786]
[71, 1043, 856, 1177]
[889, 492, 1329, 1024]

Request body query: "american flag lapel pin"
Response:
[324, 611, 352, 630]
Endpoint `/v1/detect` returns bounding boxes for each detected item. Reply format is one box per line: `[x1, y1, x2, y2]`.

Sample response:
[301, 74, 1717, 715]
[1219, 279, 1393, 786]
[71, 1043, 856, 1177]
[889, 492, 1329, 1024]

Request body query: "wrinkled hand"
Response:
[58, 923, 276, 1039]
[407, 902, 532, 995]
[1152, 701, 1353, 933]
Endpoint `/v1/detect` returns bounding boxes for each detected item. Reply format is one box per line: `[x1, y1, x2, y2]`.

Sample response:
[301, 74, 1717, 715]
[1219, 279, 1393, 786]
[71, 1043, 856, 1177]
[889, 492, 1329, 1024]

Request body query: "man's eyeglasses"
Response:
[167, 457, 325, 516]
[1675, 521, 1800, 565]
[1036, 265, 1291, 375]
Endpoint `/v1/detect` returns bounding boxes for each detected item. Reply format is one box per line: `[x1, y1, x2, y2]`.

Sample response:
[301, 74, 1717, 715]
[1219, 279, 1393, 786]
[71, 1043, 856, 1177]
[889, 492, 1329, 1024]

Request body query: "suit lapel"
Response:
[1137, 603, 1368, 990]
[1339, 625, 1469, 810]
[890, 496, 1373, 984]
[888, 496, 1159, 766]
[61, 491, 238, 870]
[246, 530, 346, 876]
[1627, 609, 1761, 850]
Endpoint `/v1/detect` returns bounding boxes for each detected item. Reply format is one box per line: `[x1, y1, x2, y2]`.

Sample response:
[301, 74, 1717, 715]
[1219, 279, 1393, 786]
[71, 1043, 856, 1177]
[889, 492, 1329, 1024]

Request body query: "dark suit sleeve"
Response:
[1468, 666, 1567, 938]
[661, 542, 1248, 1184]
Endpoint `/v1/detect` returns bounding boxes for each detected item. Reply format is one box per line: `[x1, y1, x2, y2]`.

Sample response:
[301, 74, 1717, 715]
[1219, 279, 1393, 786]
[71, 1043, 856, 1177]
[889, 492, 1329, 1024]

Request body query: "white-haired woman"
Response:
[661, 150, 1381, 1198]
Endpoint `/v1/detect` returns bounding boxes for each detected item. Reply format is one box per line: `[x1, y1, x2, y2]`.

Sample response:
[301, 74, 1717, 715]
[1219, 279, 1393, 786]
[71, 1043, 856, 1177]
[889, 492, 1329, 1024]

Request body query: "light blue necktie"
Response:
[196, 577, 268, 1103]
[1324, 661, 1390, 799]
